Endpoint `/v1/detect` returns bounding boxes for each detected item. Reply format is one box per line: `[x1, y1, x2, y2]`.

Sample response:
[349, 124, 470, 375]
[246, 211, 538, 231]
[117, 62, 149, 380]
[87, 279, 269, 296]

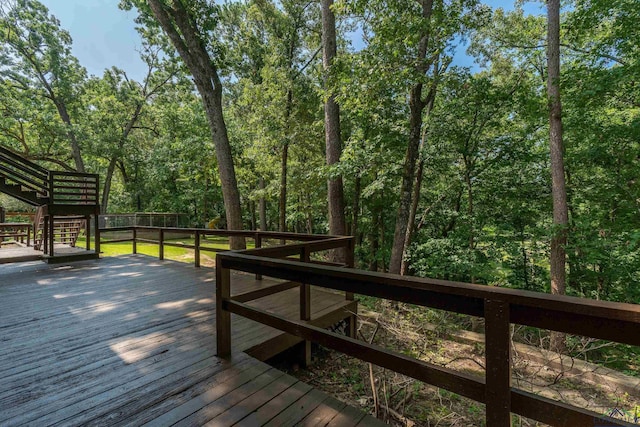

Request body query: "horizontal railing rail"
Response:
[99, 226, 356, 345]
[0, 147, 49, 198]
[215, 251, 640, 427]
[0, 146, 48, 176]
[99, 226, 351, 268]
[50, 171, 99, 206]
[97, 225, 640, 425]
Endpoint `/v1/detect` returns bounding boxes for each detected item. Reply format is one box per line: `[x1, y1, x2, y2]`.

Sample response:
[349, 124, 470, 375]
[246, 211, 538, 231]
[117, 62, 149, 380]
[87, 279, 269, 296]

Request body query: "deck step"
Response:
[44, 251, 99, 264]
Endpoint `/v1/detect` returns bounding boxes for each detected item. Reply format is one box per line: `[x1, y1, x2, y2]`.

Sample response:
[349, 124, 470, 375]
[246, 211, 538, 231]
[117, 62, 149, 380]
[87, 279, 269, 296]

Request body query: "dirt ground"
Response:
[277, 302, 640, 426]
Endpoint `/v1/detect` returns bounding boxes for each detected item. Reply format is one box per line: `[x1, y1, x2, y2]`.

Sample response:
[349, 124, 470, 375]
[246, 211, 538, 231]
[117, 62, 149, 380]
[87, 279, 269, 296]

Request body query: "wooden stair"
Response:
[0, 147, 100, 259]
[33, 211, 85, 250]
[0, 147, 50, 206]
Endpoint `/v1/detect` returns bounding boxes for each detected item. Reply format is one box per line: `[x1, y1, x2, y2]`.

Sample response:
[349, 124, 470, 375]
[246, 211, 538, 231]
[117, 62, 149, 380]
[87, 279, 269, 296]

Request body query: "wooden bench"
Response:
[0, 223, 31, 247]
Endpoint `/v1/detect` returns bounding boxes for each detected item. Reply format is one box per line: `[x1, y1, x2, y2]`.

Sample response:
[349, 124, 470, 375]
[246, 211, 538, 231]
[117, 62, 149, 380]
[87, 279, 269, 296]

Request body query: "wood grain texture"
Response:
[0, 254, 375, 426]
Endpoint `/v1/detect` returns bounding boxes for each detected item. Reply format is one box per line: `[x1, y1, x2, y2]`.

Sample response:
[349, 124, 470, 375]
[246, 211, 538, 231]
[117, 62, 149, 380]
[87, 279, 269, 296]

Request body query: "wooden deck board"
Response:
[0, 254, 379, 426]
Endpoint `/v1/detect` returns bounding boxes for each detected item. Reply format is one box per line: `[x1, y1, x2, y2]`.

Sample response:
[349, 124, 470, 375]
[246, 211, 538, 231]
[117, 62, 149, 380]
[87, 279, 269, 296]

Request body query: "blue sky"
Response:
[39, 0, 544, 82]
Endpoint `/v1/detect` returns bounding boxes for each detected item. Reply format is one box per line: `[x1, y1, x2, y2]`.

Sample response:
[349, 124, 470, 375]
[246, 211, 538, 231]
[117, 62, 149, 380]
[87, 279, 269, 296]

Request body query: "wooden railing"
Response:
[0, 147, 100, 208]
[49, 171, 99, 206]
[0, 223, 31, 246]
[99, 226, 354, 268]
[215, 250, 640, 427]
[0, 146, 49, 202]
[99, 226, 356, 345]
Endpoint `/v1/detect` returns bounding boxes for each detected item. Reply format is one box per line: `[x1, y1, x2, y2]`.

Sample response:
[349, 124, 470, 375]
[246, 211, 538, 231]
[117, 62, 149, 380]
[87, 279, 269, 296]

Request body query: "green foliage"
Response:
[0, 0, 88, 169]
[1, 0, 640, 309]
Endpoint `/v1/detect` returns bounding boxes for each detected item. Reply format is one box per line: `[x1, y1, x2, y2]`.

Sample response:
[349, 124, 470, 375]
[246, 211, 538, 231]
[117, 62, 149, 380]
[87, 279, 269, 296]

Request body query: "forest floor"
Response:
[276, 300, 640, 426]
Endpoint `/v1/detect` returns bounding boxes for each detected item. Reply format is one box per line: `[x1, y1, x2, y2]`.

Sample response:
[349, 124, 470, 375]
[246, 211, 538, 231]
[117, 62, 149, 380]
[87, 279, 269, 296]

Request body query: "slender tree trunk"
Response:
[147, 0, 245, 249]
[518, 227, 530, 290]
[249, 200, 256, 231]
[352, 174, 361, 243]
[369, 203, 380, 272]
[322, 0, 346, 251]
[41, 75, 85, 172]
[400, 159, 423, 276]
[101, 103, 143, 214]
[442, 188, 463, 238]
[259, 177, 267, 231]
[547, 0, 568, 352]
[389, 0, 434, 275]
[399, 59, 440, 276]
[55, 102, 85, 172]
[390, 85, 425, 274]
[307, 210, 314, 234]
[101, 156, 117, 214]
[465, 168, 474, 248]
[205, 89, 245, 248]
[280, 142, 288, 232]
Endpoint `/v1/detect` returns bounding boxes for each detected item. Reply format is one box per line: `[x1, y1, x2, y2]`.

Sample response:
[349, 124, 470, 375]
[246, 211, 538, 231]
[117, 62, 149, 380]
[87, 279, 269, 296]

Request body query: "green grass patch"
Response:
[78, 235, 255, 265]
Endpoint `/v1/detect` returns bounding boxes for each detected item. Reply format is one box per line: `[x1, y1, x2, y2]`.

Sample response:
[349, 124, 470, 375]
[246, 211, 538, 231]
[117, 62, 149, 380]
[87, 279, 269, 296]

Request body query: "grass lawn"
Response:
[77, 235, 255, 267]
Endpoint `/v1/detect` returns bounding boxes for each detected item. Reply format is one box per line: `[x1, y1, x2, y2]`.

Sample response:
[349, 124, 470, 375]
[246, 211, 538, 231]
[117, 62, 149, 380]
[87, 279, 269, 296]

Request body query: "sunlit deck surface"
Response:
[0, 255, 380, 426]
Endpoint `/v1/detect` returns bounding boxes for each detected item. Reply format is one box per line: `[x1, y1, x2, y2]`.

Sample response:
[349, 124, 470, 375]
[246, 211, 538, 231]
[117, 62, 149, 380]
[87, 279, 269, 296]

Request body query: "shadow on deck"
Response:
[0, 254, 380, 426]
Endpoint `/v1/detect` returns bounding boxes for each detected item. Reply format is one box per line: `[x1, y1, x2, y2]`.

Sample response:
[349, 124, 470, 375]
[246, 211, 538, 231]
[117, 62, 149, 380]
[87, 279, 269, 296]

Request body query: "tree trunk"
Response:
[41, 75, 85, 172]
[352, 174, 361, 243]
[280, 142, 288, 233]
[464, 166, 474, 250]
[205, 89, 245, 248]
[307, 210, 314, 234]
[259, 177, 267, 231]
[147, 0, 245, 249]
[399, 59, 440, 276]
[547, 0, 568, 352]
[249, 200, 256, 231]
[389, 84, 425, 274]
[389, 0, 434, 275]
[54, 102, 85, 173]
[399, 159, 424, 276]
[369, 203, 380, 272]
[322, 0, 346, 253]
[102, 103, 143, 214]
[101, 156, 117, 214]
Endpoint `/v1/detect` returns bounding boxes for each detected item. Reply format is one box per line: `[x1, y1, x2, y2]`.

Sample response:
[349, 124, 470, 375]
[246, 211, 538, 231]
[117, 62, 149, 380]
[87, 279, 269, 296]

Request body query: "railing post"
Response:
[485, 299, 512, 426]
[345, 237, 357, 338]
[48, 171, 54, 205]
[43, 216, 49, 255]
[216, 255, 231, 358]
[85, 215, 91, 250]
[300, 247, 311, 321]
[48, 215, 54, 257]
[345, 237, 355, 301]
[94, 214, 100, 255]
[159, 228, 164, 260]
[254, 232, 262, 280]
[132, 227, 137, 254]
[194, 230, 200, 268]
[299, 246, 312, 366]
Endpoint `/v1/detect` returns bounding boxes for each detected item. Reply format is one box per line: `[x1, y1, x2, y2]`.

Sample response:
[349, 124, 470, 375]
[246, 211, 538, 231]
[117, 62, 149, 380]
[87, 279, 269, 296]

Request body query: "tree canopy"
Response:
[1, 0, 639, 305]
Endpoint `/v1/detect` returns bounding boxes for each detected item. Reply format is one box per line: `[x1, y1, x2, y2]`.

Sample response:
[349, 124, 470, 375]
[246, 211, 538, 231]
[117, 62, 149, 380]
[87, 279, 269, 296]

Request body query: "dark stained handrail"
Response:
[216, 247, 639, 427]
[0, 148, 100, 207]
[0, 146, 48, 176]
[0, 150, 49, 197]
[96, 225, 639, 426]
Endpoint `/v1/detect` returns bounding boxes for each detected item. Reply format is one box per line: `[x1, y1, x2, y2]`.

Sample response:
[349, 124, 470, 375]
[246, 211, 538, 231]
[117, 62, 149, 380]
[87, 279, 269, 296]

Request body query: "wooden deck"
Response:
[0, 244, 96, 264]
[0, 255, 381, 426]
